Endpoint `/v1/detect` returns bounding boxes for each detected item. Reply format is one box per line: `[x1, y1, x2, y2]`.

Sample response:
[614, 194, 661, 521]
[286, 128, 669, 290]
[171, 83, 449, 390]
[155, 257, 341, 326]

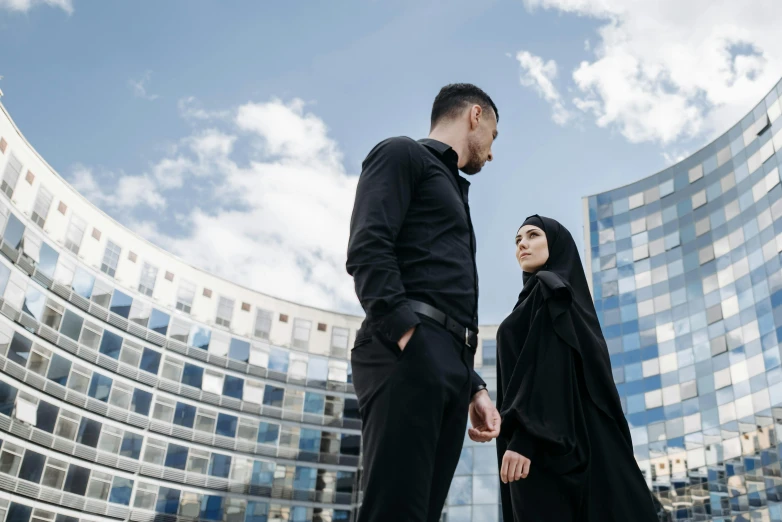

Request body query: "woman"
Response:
[495, 214, 659, 521]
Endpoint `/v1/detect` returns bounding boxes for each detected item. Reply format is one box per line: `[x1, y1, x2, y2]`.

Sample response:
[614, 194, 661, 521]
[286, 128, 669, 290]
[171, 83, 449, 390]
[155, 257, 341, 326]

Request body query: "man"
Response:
[346, 83, 502, 522]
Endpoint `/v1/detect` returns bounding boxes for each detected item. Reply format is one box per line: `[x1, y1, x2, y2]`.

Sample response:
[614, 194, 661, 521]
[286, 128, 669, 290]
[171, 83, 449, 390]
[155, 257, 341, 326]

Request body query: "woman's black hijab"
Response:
[497, 214, 630, 471]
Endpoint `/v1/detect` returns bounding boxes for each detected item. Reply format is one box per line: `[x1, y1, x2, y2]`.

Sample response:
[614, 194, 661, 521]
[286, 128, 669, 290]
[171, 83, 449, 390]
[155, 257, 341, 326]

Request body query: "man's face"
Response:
[461, 107, 497, 175]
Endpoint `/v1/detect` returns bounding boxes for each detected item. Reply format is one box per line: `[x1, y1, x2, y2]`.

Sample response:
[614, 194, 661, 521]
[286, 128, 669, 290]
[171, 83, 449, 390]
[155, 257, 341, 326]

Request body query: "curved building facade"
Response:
[0, 98, 374, 522]
[583, 78, 782, 520]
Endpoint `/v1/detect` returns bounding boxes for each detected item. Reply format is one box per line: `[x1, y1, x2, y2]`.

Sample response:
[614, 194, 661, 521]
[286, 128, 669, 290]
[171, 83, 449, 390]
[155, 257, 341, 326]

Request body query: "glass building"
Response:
[581, 77, 782, 520]
[0, 95, 369, 522]
[0, 89, 499, 522]
[4, 75, 780, 522]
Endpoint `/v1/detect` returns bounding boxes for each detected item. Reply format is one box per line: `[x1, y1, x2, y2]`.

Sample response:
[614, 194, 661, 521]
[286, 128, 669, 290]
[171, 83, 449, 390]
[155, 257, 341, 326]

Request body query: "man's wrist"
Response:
[471, 385, 488, 400]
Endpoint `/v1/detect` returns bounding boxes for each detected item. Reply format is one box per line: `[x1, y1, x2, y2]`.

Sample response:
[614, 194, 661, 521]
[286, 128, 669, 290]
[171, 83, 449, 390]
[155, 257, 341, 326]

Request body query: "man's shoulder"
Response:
[367, 136, 423, 156]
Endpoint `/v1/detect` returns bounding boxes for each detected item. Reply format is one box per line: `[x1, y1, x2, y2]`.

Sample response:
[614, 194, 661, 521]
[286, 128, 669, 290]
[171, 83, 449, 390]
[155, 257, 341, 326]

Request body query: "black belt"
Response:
[408, 300, 477, 350]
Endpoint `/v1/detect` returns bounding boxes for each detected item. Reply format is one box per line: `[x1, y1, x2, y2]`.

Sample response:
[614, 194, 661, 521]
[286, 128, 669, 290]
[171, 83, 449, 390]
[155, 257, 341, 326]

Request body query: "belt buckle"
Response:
[464, 328, 472, 348]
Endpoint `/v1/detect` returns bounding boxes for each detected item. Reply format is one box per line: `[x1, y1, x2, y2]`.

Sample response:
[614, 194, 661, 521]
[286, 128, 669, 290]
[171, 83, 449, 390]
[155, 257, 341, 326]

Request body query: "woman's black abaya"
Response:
[496, 215, 659, 521]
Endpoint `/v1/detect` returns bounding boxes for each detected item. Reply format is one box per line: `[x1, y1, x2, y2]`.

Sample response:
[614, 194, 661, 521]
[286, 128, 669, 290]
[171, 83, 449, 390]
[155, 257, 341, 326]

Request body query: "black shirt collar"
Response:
[418, 138, 466, 184]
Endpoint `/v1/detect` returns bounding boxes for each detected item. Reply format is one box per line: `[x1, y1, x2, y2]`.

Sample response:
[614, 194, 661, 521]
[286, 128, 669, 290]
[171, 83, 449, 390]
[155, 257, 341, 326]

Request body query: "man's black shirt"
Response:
[346, 136, 486, 394]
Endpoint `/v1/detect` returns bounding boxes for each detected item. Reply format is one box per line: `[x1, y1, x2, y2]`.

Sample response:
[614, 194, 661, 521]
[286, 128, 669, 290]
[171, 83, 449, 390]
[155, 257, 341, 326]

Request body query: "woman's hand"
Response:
[500, 450, 531, 483]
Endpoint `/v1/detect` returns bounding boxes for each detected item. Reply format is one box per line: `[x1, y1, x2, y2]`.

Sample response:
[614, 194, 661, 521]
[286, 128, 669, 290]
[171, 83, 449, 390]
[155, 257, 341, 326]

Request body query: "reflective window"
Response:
[254, 309, 272, 339]
[176, 280, 196, 313]
[100, 240, 121, 277]
[138, 262, 158, 297]
[31, 186, 53, 228]
[216, 296, 234, 328]
[88, 373, 113, 402]
[110, 289, 132, 318]
[148, 308, 170, 335]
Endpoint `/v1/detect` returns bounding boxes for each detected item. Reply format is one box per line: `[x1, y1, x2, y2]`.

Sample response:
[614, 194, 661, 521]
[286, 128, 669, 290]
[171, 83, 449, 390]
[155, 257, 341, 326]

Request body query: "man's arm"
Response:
[470, 369, 487, 398]
[346, 137, 421, 344]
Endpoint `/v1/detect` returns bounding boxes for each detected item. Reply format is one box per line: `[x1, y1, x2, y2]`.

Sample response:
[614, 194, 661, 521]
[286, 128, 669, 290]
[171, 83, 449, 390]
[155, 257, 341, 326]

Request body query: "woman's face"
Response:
[515, 225, 549, 272]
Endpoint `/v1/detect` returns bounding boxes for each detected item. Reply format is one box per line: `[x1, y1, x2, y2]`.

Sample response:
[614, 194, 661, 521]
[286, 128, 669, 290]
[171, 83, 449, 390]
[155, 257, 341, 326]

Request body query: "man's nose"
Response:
[487, 150, 493, 162]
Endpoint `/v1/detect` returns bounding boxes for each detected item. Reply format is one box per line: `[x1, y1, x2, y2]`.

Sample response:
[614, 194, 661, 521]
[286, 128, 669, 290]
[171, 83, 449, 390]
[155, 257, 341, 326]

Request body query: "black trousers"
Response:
[350, 317, 474, 522]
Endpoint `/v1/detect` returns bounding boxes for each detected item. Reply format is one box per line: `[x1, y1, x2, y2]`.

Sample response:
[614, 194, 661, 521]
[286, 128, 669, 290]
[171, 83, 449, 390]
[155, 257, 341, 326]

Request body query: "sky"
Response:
[1, 0, 781, 324]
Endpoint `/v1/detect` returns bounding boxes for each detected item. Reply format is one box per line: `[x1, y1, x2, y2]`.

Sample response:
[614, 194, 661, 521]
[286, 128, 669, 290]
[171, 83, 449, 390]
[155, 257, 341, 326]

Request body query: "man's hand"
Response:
[500, 450, 531, 483]
[468, 389, 501, 442]
[397, 326, 416, 351]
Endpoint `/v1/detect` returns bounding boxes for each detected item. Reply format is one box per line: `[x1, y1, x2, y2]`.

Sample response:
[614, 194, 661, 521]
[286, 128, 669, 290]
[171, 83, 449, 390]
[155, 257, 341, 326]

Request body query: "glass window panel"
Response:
[37, 243, 59, 279]
[229, 338, 250, 363]
[189, 324, 210, 350]
[109, 477, 134, 506]
[77, 417, 102, 447]
[120, 432, 143, 459]
[64, 215, 86, 254]
[215, 413, 237, 437]
[109, 290, 132, 318]
[175, 280, 196, 313]
[18, 450, 46, 483]
[173, 402, 196, 428]
[36, 401, 58, 433]
[269, 348, 289, 373]
[209, 454, 232, 478]
[215, 296, 234, 327]
[222, 375, 244, 400]
[88, 373, 112, 402]
[63, 464, 90, 495]
[138, 262, 158, 297]
[254, 309, 273, 340]
[148, 309, 170, 335]
[164, 443, 189, 470]
[99, 331, 123, 360]
[58, 309, 84, 342]
[139, 348, 161, 374]
[131, 389, 152, 416]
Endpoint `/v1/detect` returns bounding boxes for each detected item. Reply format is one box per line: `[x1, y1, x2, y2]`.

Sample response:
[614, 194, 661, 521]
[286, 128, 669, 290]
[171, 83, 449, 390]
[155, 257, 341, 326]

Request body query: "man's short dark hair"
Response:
[430, 83, 498, 129]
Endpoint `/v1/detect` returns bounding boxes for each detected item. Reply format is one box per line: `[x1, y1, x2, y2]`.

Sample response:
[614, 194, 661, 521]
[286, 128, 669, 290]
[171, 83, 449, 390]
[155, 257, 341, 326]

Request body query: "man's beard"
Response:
[460, 137, 484, 175]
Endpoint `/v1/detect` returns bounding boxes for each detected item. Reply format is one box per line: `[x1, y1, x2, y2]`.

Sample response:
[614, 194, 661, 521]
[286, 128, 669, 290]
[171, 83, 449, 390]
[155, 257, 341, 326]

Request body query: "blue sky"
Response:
[1, 0, 780, 324]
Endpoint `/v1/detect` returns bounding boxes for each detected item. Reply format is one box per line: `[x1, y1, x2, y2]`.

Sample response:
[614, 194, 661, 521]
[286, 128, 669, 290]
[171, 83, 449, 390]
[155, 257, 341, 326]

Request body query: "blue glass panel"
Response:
[209, 454, 232, 478]
[109, 477, 134, 505]
[131, 389, 152, 416]
[263, 385, 284, 407]
[173, 402, 196, 428]
[189, 325, 211, 350]
[120, 433, 143, 459]
[223, 375, 244, 400]
[216, 413, 237, 437]
[3, 214, 24, 248]
[258, 422, 280, 444]
[164, 443, 188, 470]
[99, 331, 123, 360]
[47, 353, 71, 386]
[110, 290, 133, 319]
[156, 487, 181, 514]
[182, 363, 203, 388]
[299, 428, 321, 452]
[88, 373, 112, 402]
[37, 242, 59, 279]
[229, 338, 250, 363]
[71, 268, 95, 299]
[269, 348, 289, 373]
[200, 496, 224, 521]
[148, 309, 170, 335]
[304, 392, 325, 415]
[140, 348, 161, 374]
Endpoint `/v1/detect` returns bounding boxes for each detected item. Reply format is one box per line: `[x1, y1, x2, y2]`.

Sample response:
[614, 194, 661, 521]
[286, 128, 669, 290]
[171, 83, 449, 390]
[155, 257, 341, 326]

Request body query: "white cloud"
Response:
[178, 96, 230, 122]
[521, 0, 782, 145]
[70, 165, 165, 210]
[129, 71, 159, 101]
[516, 50, 573, 125]
[0, 0, 71, 13]
[76, 97, 361, 313]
